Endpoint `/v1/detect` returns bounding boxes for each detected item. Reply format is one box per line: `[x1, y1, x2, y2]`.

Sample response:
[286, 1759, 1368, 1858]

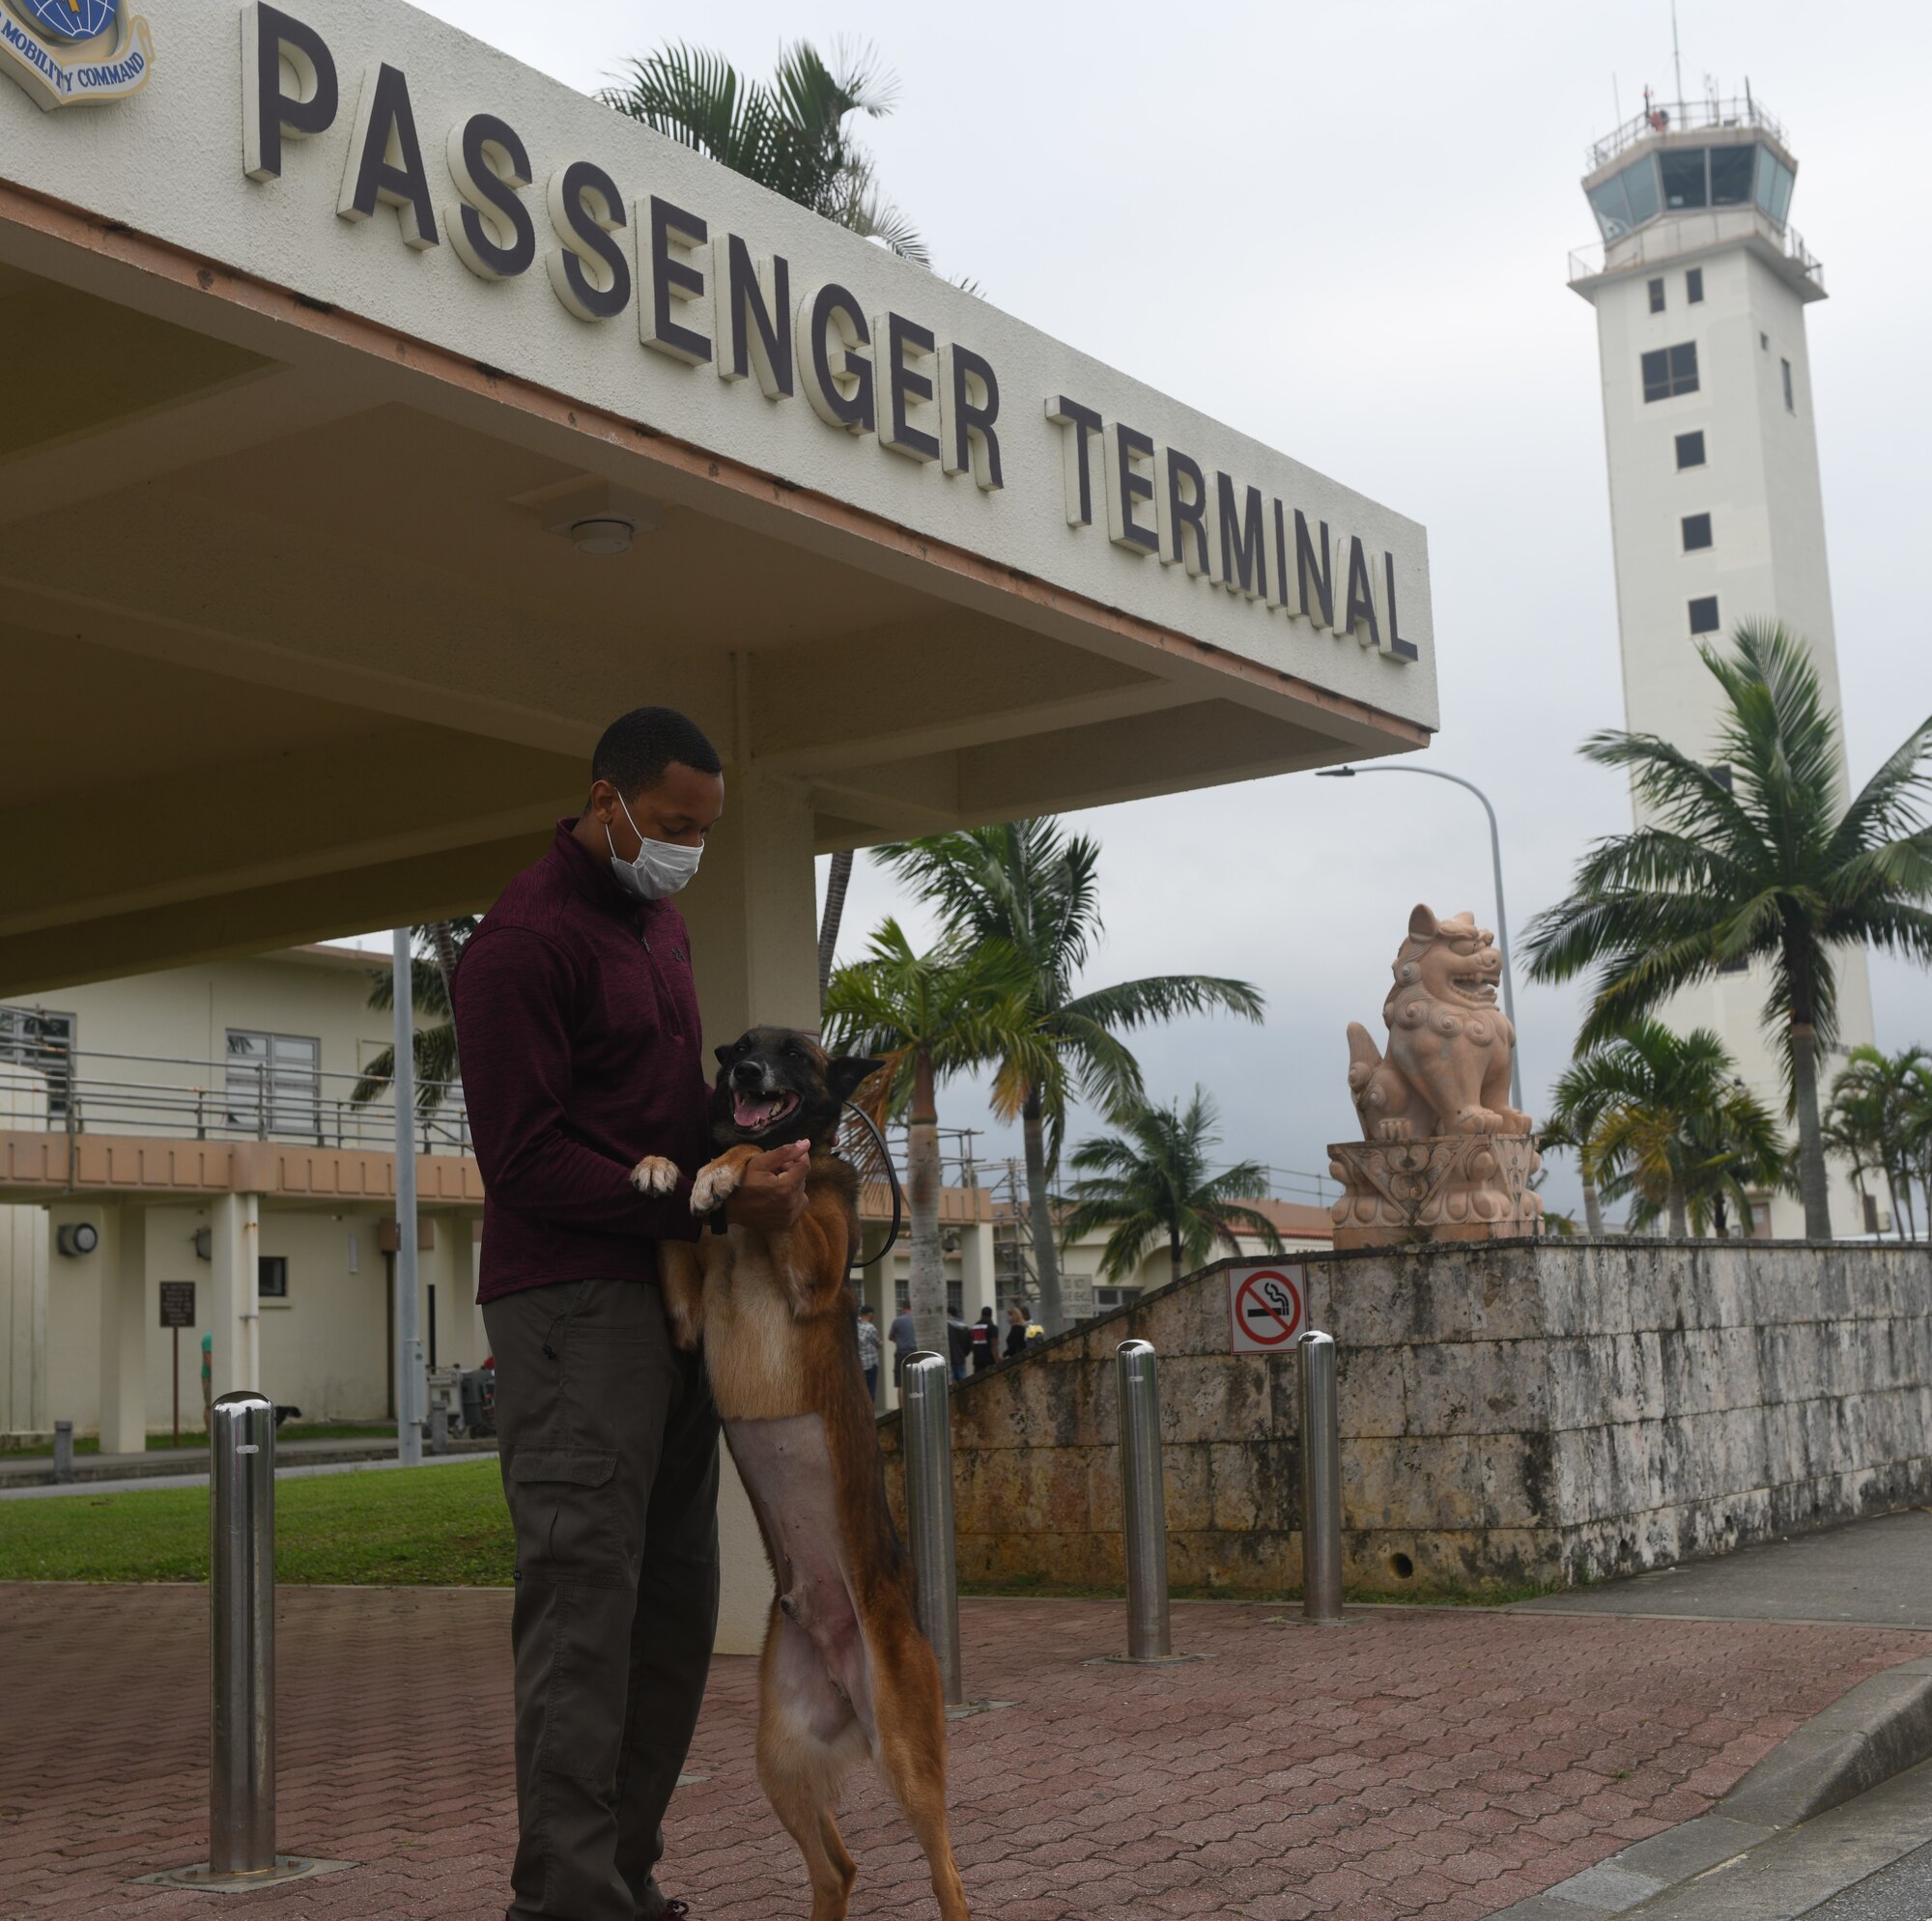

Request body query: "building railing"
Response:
[1568, 217, 1821, 289]
[1587, 93, 1787, 171]
[0, 1047, 470, 1155]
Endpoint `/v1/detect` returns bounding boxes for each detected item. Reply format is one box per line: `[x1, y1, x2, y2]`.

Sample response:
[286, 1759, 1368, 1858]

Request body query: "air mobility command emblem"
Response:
[1, 0, 153, 111]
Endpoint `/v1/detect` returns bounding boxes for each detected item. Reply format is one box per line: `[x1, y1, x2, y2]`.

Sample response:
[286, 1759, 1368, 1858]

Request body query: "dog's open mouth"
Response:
[1452, 975, 1498, 1003]
[732, 1089, 801, 1132]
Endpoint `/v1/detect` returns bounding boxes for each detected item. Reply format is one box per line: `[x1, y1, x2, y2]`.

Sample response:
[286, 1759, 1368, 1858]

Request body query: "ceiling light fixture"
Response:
[569, 516, 636, 556]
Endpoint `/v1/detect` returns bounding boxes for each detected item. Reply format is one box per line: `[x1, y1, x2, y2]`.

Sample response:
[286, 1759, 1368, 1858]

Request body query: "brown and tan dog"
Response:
[641, 1027, 970, 1921]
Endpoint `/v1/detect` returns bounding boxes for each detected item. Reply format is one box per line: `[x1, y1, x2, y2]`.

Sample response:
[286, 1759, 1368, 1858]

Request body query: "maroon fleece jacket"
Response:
[453, 820, 711, 1303]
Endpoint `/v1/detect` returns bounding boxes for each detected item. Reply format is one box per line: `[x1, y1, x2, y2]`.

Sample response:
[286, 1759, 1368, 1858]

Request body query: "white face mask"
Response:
[606, 795, 703, 900]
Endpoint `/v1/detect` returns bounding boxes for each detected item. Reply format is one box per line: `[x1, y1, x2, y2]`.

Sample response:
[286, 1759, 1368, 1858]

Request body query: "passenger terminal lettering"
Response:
[240, 3, 1418, 665]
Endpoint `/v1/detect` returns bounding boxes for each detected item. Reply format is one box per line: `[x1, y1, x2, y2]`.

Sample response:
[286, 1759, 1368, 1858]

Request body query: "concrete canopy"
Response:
[0, 1, 1435, 1014]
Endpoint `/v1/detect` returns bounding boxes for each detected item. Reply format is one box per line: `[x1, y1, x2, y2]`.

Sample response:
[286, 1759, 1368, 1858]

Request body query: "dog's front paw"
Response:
[690, 1157, 745, 1217]
[630, 1155, 680, 1197]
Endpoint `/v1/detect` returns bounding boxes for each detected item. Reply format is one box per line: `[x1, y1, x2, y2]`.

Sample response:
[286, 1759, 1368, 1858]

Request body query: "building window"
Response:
[1661, 149, 1708, 210]
[1689, 595, 1721, 636]
[225, 1031, 321, 1136]
[0, 1005, 76, 1120]
[1647, 276, 1665, 313]
[259, 1256, 289, 1301]
[1781, 358, 1796, 412]
[1675, 430, 1707, 469]
[1682, 512, 1714, 551]
[1641, 341, 1699, 402]
[1686, 267, 1704, 304]
[1760, 331, 1770, 352]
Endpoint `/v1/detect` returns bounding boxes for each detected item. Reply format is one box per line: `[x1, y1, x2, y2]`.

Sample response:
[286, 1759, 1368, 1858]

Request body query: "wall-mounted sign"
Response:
[1228, 1262, 1306, 1354]
[0, 0, 151, 111]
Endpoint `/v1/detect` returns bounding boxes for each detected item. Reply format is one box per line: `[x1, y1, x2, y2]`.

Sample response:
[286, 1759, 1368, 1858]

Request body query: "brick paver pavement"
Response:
[4, 1584, 1927, 1920]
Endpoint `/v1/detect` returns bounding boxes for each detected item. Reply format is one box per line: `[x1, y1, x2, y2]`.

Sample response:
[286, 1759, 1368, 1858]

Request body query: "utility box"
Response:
[376, 1218, 436, 1254]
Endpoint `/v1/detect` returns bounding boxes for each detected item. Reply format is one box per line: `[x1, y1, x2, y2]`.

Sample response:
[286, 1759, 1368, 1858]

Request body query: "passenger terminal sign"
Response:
[0, 2, 1436, 723]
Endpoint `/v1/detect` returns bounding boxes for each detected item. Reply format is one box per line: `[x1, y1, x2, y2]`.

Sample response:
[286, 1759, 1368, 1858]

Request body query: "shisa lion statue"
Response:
[1328, 904, 1544, 1249]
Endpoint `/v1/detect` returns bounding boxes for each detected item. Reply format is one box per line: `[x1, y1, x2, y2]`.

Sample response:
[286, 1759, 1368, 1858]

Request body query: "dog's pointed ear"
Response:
[827, 1056, 885, 1102]
[714, 1043, 735, 1067]
[1407, 903, 1439, 940]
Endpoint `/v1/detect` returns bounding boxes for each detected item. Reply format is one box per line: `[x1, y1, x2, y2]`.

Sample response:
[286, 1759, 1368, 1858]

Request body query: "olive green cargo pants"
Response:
[483, 1277, 720, 1921]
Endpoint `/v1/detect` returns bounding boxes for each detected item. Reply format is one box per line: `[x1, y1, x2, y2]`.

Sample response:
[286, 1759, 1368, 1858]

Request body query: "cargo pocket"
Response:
[509, 1449, 622, 1582]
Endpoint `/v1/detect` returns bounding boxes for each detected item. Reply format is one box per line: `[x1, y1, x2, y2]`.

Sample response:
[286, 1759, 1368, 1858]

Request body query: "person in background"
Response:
[1004, 1304, 1030, 1362]
[970, 1307, 997, 1373]
[855, 1304, 882, 1407]
[945, 1308, 972, 1382]
[889, 1301, 917, 1381]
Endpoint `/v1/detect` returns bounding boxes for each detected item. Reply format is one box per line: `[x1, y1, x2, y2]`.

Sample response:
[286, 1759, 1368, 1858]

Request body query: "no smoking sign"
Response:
[1228, 1261, 1306, 1353]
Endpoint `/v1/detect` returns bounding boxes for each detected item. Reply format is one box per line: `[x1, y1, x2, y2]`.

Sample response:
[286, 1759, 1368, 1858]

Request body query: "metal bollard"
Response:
[1297, 1331, 1345, 1624]
[1116, 1341, 1172, 1659]
[210, 1391, 276, 1876]
[52, 1419, 73, 1484]
[901, 1352, 963, 1705]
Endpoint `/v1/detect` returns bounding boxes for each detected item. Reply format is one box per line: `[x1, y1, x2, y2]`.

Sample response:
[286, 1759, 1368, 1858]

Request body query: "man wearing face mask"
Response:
[452, 705, 810, 1921]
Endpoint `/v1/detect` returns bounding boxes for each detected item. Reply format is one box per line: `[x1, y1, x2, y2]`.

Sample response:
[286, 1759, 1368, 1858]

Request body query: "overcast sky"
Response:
[407, 0, 1932, 1211]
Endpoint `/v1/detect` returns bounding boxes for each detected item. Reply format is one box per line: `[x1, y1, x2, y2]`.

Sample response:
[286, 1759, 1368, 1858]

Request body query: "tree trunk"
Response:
[1666, 1183, 1689, 1240]
[905, 1046, 948, 1361]
[1169, 1224, 1183, 1285]
[1581, 1178, 1605, 1236]
[1790, 1022, 1833, 1240]
[817, 850, 855, 1010]
[1021, 1088, 1065, 1335]
[426, 922, 460, 1004]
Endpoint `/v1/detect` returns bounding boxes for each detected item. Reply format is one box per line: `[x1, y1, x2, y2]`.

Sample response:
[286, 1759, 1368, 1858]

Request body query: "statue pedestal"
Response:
[1327, 1135, 1544, 1251]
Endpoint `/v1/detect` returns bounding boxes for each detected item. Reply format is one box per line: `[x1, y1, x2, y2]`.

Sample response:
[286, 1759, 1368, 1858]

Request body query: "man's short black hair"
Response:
[592, 707, 722, 798]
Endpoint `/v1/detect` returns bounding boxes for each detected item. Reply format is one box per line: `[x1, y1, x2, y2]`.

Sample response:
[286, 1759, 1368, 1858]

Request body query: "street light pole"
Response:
[1316, 764, 1526, 1116]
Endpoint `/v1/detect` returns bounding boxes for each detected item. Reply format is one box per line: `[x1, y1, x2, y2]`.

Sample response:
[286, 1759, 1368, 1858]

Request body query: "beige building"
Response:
[0, 945, 485, 1447]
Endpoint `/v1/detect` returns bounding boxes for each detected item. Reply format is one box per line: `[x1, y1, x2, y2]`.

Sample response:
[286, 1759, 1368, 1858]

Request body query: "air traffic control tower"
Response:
[1569, 91, 1878, 1237]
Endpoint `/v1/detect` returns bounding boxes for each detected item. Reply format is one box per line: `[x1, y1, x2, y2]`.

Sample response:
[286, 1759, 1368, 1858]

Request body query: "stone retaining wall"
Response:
[877, 1241, 1932, 1595]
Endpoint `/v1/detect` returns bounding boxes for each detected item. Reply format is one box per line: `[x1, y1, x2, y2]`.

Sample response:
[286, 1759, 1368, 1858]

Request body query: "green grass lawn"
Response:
[0, 1459, 513, 1586]
[1, 1423, 401, 1458]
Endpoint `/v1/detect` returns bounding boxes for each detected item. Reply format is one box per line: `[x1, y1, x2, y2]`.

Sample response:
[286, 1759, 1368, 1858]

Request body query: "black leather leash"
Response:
[841, 1100, 903, 1270]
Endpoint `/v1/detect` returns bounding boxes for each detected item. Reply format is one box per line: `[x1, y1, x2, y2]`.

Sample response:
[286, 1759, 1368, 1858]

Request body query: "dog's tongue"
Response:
[733, 1093, 778, 1129]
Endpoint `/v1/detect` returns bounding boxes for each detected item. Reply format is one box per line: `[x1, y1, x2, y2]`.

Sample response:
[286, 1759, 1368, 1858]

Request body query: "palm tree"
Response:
[821, 920, 1037, 1358]
[1059, 1089, 1286, 1285]
[1828, 1045, 1929, 1240]
[603, 40, 926, 262]
[1523, 623, 1932, 1239]
[876, 819, 1264, 1332]
[353, 920, 476, 1123]
[1559, 1022, 1785, 1238]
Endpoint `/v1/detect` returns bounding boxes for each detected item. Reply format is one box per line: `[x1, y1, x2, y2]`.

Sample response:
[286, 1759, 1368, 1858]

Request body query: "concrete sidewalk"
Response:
[1511, 1509, 1932, 1632]
[5, 1578, 1928, 1920]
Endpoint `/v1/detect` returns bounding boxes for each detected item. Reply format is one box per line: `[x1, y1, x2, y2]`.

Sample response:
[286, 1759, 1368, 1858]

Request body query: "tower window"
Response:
[1661, 150, 1708, 210]
[1641, 342, 1699, 402]
[1648, 277, 1665, 314]
[1675, 430, 1707, 469]
[1781, 358, 1796, 412]
[1686, 267, 1704, 304]
[1689, 595, 1721, 636]
[1682, 513, 1713, 551]
[1760, 332, 1770, 351]
[259, 1256, 289, 1301]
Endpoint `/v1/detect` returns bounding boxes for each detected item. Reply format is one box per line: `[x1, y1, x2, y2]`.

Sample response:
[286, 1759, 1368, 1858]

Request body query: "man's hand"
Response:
[724, 1140, 811, 1232]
